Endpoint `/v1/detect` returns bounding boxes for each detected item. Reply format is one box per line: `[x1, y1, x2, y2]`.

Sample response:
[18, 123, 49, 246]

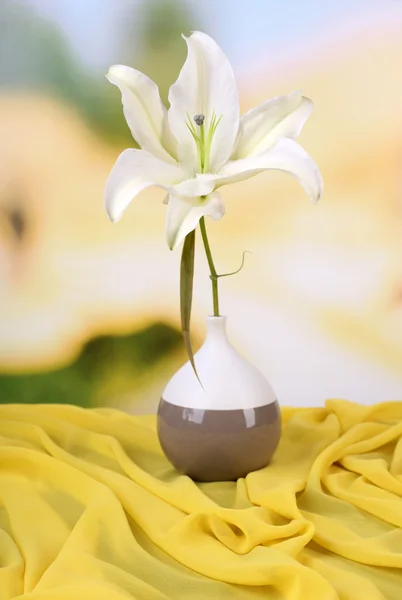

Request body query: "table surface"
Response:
[1, 400, 402, 599]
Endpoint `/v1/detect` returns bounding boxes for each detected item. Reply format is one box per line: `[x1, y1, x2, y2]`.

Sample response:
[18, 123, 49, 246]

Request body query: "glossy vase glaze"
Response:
[157, 316, 281, 482]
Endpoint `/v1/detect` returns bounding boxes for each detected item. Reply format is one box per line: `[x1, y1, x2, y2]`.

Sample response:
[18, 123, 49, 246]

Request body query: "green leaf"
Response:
[180, 229, 202, 386]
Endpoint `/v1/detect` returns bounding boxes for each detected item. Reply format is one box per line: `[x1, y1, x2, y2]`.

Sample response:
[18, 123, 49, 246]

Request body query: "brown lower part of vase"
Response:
[157, 399, 281, 482]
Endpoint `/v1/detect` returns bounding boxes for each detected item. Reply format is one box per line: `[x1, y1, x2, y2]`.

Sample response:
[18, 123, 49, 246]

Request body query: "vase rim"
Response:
[206, 315, 227, 320]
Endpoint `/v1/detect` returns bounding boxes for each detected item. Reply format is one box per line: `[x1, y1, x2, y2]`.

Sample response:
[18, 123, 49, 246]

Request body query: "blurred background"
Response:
[1, 0, 402, 411]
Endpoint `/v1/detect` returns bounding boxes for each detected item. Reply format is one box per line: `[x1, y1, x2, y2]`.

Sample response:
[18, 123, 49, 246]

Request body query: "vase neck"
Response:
[205, 315, 228, 343]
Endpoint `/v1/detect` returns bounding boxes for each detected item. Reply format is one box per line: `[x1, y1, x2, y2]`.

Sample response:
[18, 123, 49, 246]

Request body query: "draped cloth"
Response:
[1, 400, 402, 599]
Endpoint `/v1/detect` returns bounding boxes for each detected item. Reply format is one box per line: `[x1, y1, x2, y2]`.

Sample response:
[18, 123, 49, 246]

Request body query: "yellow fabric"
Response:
[1, 401, 402, 599]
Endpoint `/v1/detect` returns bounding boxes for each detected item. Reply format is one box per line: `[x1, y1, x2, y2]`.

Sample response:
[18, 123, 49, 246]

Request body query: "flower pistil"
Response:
[185, 111, 223, 174]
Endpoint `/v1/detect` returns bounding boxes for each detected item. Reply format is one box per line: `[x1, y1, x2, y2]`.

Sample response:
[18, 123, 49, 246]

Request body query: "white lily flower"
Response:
[105, 31, 323, 250]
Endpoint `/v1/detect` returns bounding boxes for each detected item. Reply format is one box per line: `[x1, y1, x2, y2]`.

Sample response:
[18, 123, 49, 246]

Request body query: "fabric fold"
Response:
[0, 400, 401, 599]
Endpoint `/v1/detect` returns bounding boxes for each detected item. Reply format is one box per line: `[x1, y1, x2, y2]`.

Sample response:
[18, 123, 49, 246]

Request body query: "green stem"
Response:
[199, 216, 219, 316]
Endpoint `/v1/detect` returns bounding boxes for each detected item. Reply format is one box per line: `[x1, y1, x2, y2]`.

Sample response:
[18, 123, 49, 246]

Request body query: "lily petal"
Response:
[105, 149, 185, 222]
[168, 31, 240, 172]
[216, 138, 323, 203]
[232, 91, 313, 159]
[166, 191, 225, 250]
[171, 173, 217, 199]
[107, 65, 177, 163]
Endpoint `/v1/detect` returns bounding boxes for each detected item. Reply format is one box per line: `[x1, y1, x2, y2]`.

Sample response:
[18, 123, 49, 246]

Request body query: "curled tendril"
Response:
[209, 250, 251, 281]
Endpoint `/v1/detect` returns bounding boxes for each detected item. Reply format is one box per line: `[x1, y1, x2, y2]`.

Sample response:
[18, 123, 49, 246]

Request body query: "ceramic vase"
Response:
[157, 316, 281, 481]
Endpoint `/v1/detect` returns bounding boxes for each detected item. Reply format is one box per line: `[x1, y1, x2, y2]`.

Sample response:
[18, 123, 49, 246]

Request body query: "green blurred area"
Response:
[0, 323, 183, 406]
[0, 0, 201, 407]
[0, 0, 200, 144]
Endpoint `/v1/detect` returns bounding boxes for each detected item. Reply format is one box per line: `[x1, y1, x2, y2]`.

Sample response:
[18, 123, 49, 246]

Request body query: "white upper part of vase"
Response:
[162, 316, 277, 410]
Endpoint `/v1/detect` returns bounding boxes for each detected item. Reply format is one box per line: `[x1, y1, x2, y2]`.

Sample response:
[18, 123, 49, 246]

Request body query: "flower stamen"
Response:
[185, 111, 222, 174]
